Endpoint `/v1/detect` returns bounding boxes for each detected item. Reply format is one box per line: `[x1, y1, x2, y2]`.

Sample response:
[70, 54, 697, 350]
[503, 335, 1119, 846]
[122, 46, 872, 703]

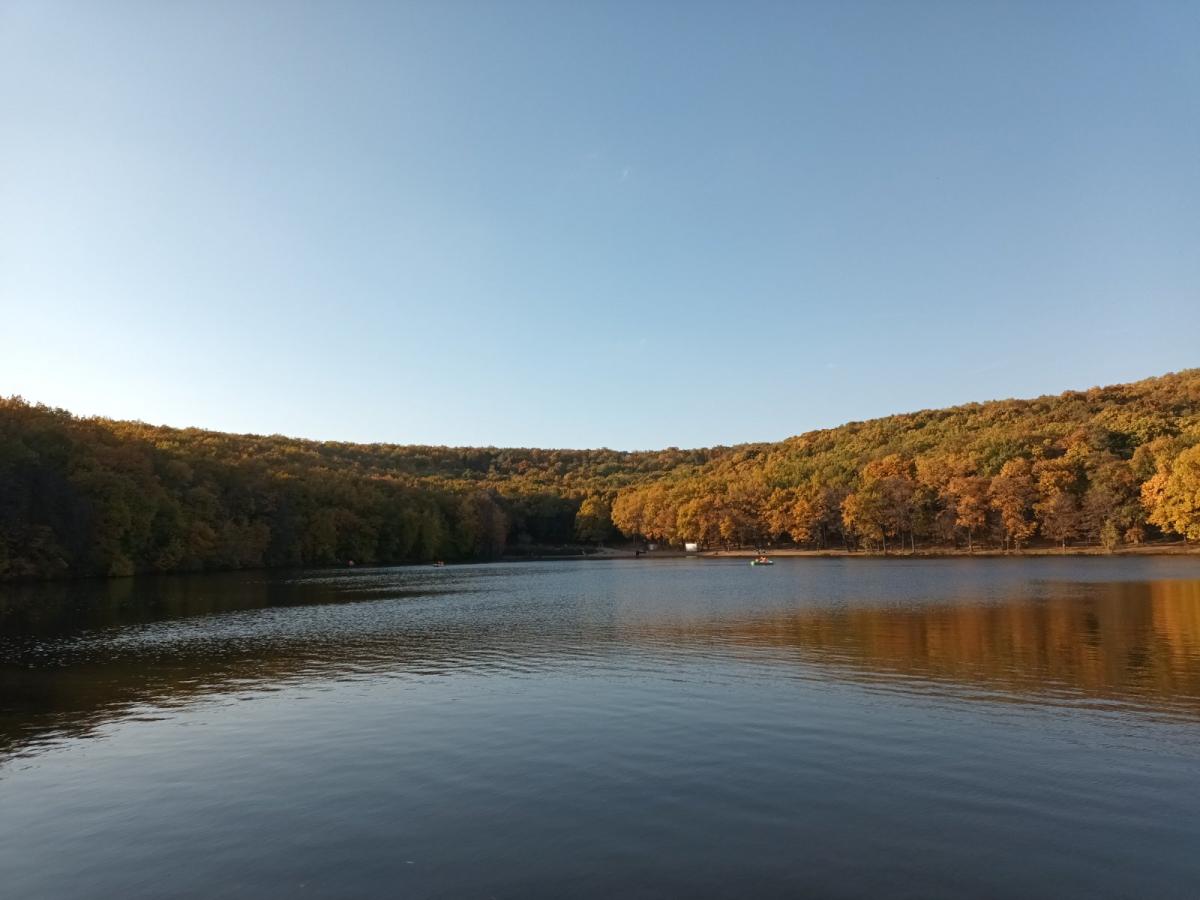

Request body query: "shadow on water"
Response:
[3, 559, 1200, 758]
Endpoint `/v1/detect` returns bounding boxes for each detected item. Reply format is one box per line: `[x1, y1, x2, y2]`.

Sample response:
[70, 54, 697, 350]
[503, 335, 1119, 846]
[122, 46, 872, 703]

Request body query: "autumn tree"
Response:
[1037, 491, 1081, 549]
[1081, 456, 1143, 547]
[676, 495, 720, 546]
[1034, 458, 1082, 549]
[946, 476, 990, 552]
[842, 484, 889, 551]
[765, 483, 833, 547]
[610, 490, 646, 540]
[990, 458, 1037, 550]
[1142, 444, 1200, 540]
[574, 495, 615, 544]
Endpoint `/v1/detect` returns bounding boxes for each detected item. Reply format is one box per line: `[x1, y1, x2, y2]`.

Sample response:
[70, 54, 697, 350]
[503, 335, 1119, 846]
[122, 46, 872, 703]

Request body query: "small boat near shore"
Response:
[751, 556, 773, 566]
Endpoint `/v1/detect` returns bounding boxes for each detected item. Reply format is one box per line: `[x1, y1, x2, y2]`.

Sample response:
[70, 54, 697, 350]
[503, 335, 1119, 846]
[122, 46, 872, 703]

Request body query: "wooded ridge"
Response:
[2, 369, 1198, 578]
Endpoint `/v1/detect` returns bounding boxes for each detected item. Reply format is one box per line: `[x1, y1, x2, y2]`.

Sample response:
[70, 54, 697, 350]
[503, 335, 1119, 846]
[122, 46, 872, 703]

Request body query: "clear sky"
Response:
[2, 1, 1197, 450]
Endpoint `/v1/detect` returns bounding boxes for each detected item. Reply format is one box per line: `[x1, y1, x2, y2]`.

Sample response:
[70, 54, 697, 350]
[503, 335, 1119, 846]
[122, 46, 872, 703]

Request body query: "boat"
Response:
[750, 556, 773, 566]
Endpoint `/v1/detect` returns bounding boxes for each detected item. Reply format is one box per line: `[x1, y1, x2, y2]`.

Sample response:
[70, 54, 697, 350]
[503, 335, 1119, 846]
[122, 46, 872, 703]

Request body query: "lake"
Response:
[2, 557, 1200, 898]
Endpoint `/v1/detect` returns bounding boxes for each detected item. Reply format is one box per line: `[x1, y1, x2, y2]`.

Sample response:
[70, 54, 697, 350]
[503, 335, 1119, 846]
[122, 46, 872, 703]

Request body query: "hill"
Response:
[2, 370, 1199, 578]
[612, 370, 1200, 553]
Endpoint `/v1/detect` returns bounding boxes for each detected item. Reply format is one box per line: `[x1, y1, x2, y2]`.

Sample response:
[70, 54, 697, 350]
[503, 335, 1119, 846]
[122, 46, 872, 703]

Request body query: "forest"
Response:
[2, 369, 1199, 579]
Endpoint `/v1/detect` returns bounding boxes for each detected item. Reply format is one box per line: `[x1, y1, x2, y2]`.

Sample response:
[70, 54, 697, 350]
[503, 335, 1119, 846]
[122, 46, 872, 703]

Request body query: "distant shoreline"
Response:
[506, 542, 1200, 562]
[702, 543, 1200, 559]
[5, 542, 1198, 584]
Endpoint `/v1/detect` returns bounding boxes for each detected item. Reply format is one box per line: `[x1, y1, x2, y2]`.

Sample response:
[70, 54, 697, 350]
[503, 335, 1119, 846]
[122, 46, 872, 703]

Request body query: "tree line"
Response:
[611, 371, 1200, 552]
[0, 399, 708, 578]
[1, 370, 1198, 579]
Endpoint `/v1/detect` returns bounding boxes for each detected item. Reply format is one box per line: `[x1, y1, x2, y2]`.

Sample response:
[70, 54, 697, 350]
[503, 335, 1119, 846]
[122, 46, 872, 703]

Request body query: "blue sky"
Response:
[2, 1, 1197, 449]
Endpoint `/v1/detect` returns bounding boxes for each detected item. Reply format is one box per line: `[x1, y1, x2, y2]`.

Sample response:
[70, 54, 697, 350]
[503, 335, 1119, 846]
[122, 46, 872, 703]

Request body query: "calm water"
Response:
[3, 557, 1200, 899]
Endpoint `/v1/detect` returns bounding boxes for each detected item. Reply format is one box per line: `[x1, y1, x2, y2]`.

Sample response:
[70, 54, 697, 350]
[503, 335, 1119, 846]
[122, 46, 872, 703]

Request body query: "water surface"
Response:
[3, 557, 1200, 898]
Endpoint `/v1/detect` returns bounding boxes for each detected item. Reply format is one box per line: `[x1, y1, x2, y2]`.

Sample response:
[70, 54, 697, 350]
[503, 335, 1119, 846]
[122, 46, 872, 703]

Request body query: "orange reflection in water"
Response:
[672, 580, 1200, 710]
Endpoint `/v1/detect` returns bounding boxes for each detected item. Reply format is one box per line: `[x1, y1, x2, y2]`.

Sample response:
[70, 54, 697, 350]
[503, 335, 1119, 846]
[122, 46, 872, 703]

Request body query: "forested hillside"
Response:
[612, 370, 1200, 553]
[2, 370, 1199, 579]
[0, 400, 721, 578]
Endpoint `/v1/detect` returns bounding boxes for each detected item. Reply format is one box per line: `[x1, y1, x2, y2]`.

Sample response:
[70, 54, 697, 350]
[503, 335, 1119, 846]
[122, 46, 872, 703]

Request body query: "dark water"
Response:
[3, 558, 1200, 899]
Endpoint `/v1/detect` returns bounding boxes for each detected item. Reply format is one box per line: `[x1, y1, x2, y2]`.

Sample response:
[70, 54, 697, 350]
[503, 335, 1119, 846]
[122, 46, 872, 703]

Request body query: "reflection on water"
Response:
[669, 578, 1200, 711]
[3, 558, 1200, 899]
[4, 559, 1200, 757]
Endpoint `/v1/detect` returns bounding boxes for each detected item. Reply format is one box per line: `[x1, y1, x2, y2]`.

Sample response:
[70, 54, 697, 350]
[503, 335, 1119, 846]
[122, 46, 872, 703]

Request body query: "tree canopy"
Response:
[3, 369, 1199, 579]
[608, 370, 1200, 553]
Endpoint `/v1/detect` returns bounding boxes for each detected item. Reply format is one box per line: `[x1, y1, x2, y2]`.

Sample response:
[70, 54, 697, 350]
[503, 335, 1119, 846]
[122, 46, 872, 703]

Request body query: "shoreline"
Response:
[505, 542, 1200, 562]
[700, 544, 1200, 559]
[5, 542, 1197, 585]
